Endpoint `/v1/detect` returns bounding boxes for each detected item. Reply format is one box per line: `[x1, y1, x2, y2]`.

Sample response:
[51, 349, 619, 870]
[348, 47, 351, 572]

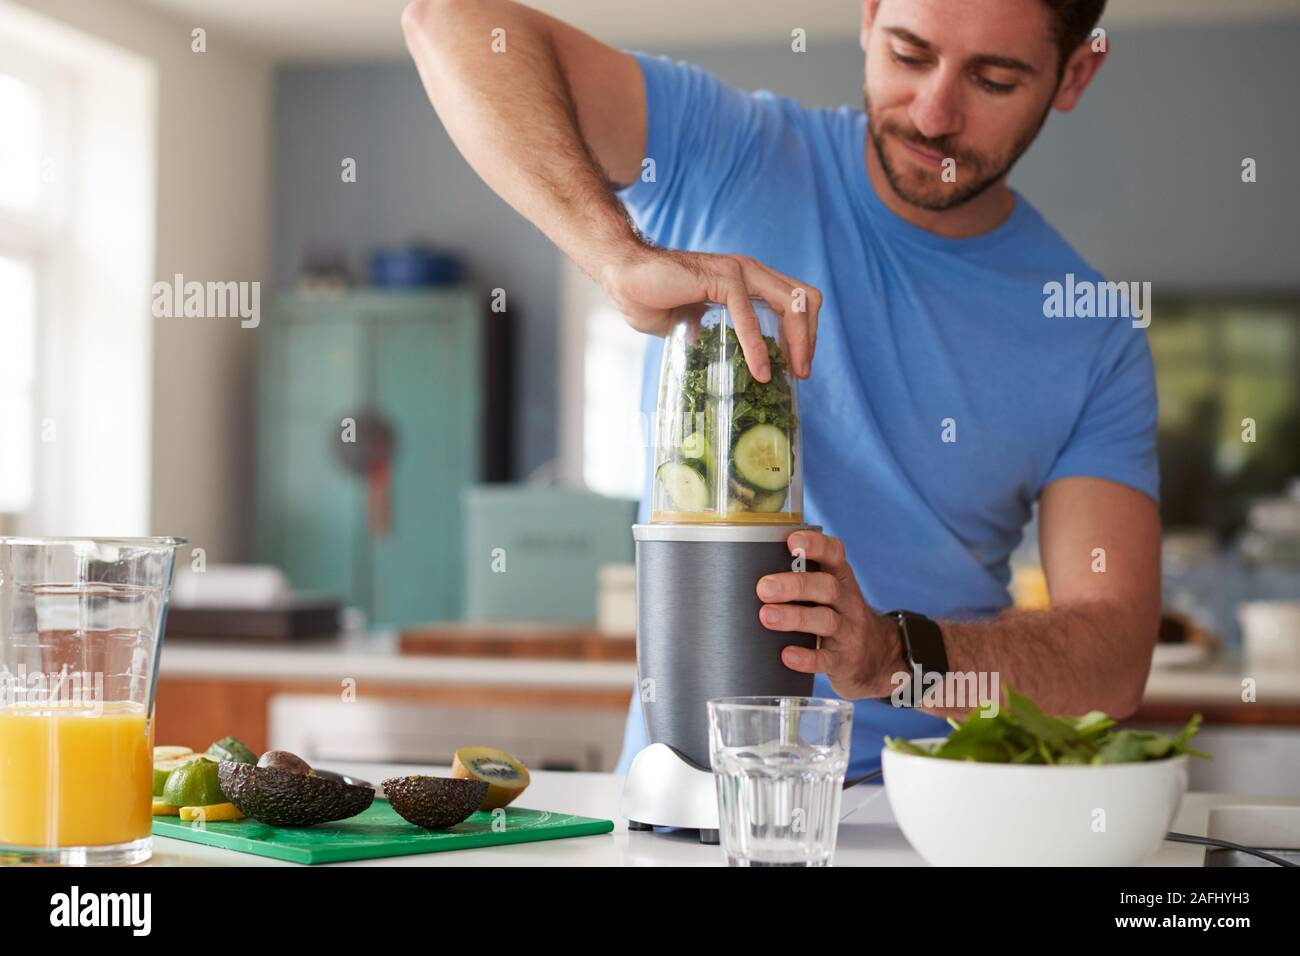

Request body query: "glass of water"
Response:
[707, 696, 853, 867]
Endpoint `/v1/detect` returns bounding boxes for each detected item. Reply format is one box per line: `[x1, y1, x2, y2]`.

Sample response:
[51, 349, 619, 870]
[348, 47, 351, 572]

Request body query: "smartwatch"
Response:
[885, 609, 949, 707]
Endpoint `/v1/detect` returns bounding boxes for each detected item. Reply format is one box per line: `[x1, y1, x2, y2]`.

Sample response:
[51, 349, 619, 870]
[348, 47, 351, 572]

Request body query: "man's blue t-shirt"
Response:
[612, 52, 1159, 777]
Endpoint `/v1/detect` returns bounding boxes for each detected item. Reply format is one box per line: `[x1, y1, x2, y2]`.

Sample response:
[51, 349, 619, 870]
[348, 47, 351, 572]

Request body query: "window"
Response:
[0, 60, 55, 514]
[0, 255, 37, 511]
[0, 72, 44, 211]
[0, 10, 156, 536]
[580, 303, 649, 499]
[559, 261, 647, 501]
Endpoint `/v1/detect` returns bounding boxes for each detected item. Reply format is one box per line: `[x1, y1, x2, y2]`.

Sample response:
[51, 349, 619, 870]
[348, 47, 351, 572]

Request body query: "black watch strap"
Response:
[886, 609, 949, 707]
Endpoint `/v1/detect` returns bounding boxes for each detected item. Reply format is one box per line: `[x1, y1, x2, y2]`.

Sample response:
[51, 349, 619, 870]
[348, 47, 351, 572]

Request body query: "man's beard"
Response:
[865, 91, 1051, 212]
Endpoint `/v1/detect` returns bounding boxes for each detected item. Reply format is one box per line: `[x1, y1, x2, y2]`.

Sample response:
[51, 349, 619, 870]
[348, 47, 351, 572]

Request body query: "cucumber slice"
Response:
[732, 424, 792, 492]
[657, 461, 710, 512]
[751, 489, 788, 513]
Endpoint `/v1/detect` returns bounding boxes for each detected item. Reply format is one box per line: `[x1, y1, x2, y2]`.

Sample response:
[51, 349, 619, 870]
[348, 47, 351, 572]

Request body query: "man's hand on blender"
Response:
[756, 530, 901, 701]
[601, 245, 822, 381]
[402, 0, 820, 383]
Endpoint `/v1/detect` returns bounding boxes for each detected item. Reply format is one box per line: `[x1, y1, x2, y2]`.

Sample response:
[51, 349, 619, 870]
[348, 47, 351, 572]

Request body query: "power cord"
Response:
[1166, 831, 1297, 867]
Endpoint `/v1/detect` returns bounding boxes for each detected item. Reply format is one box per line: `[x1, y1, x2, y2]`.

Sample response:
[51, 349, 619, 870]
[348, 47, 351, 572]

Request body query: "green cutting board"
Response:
[153, 801, 613, 864]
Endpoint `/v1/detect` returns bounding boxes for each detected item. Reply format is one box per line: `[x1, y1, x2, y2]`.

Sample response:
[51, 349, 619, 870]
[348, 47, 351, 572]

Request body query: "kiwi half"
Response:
[450, 747, 530, 810]
[383, 776, 488, 829]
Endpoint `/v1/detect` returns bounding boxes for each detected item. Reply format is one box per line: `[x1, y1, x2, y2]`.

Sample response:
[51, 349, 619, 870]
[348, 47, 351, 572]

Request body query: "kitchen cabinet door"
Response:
[287, 314, 367, 608]
[257, 289, 485, 628]
[369, 296, 481, 626]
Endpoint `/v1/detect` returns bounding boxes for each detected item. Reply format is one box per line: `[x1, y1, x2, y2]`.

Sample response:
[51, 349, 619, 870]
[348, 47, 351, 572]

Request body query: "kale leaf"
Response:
[681, 321, 797, 444]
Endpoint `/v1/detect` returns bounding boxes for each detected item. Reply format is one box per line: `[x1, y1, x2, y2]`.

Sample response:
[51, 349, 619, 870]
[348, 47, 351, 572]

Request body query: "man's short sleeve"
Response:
[1040, 328, 1160, 503]
[616, 51, 772, 235]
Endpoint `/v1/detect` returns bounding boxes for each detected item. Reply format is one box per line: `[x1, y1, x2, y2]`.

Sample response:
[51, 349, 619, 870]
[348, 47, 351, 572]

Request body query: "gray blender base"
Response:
[634, 523, 818, 771]
[625, 523, 820, 839]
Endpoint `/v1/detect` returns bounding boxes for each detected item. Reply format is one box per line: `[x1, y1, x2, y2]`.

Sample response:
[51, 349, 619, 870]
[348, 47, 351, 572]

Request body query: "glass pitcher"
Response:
[0, 536, 184, 865]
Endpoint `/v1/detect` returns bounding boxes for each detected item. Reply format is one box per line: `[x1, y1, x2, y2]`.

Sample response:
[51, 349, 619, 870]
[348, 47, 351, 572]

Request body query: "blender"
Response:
[621, 299, 818, 843]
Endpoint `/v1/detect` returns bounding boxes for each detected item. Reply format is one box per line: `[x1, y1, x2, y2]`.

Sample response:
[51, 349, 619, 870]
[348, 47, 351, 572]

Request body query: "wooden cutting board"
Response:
[152, 801, 613, 864]
[399, 623, 636, 661]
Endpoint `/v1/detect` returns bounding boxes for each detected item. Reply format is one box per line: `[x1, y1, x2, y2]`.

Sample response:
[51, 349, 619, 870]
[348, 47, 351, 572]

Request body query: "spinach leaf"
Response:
[885, 684, 1208, 766]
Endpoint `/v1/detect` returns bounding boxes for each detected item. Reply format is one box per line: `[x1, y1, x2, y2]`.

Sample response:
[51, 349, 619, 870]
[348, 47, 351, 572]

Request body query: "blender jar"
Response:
[650, 299, 802, 524]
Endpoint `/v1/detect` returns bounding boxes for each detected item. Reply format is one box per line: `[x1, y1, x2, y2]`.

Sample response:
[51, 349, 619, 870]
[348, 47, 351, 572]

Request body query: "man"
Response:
[404, 0, 1161, 777]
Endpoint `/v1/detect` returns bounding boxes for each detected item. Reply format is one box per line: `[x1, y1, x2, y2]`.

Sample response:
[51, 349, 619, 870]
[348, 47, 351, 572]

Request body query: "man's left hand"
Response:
[756, 529, 902, 700]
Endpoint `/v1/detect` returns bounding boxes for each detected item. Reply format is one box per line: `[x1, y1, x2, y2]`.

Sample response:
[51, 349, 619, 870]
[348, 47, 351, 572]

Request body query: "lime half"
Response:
[161, 756, 225, 807]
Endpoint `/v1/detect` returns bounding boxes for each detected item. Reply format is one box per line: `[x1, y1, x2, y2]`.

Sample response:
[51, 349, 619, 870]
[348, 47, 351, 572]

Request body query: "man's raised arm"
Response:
[401, 0, 822, 379]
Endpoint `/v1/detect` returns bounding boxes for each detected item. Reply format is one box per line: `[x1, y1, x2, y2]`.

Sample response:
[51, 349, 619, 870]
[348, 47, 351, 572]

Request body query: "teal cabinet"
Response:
[257, 289, 484, 627]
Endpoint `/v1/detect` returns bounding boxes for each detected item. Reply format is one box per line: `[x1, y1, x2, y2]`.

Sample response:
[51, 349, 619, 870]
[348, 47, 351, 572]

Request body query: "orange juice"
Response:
[0, 701, 152, 847]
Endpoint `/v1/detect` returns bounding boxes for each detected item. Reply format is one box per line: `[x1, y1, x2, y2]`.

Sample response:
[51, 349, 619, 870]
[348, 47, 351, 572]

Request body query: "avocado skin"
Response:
[382, 776, 488, 829]
[207, 736, 257, 764]
[218, 761, 374, 826]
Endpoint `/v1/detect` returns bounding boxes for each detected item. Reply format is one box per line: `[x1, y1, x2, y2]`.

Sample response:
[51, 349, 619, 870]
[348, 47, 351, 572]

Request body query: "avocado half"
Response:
[218, 761, 374, 827]
[382, 776, 488, 830]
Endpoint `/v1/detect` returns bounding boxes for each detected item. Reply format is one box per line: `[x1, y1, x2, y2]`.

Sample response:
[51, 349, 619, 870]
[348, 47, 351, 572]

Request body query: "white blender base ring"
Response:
[621, 742, 719, 833]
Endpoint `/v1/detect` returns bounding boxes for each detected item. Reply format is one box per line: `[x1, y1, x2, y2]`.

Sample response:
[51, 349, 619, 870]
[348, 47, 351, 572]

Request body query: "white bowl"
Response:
[882, 739, 1189, 866]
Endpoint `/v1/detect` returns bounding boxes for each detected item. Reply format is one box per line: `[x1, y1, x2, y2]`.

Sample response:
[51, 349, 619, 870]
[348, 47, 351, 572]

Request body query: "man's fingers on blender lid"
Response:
[737, 259, 805, 377]
[782, 310, 812, 379]
[783, 281, 820, 378]
[751, 272, 810, 379]
[787, 281, 822, 369]
[726, 287, 771, 382]
[740, 258, 794, 311]
[740, 261, 811, 377]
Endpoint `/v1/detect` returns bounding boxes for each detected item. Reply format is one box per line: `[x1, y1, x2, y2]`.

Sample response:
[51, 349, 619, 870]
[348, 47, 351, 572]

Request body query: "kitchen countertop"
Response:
[1139, 658, 1300, 705]
[148, 762, 1300, 867]
[159, 632, 636, 689]
[158, 633, 1300, 706]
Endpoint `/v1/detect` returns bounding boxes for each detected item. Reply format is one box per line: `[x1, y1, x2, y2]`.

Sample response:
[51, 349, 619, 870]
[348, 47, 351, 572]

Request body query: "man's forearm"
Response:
[402, 0, 639, 281]
[889, 602, 1157, 721]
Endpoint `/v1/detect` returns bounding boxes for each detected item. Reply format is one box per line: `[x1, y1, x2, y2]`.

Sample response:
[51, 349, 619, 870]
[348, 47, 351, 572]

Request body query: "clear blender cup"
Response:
[650, 299, 802, 525]
[0, 536, 184, 865]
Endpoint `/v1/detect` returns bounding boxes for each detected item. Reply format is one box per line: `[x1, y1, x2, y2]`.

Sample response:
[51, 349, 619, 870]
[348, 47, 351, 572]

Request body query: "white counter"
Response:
[148, 762, 1300, 867]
